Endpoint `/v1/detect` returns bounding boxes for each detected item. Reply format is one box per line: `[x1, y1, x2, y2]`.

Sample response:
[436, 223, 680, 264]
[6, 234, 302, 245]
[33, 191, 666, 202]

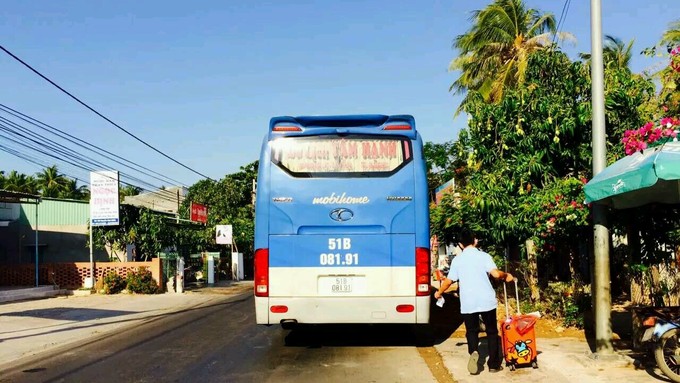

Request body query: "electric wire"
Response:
[0, 139, 186, 205]
[0, 105, 195, 203]
[552, 0, 572, 47]
[0, 121, 188, 204]
[0, 104, 189, 188]
[0, 117, 104, 171]
[0, 44, 215, 181]
[0, 141, 186, 206]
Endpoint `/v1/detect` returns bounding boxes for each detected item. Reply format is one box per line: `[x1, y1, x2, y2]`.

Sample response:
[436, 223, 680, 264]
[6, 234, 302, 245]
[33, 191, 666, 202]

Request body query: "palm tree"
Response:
[3, 170, 37, 194]
[35, 165, 68, 198]
[449, 0, 570, 113]
[603, 35, 634, 71]
[580, 35, 634, 72]
[119, 185, 142, 202]
[61, 178, 90, 200]
[661, 19, 680, 48]
[0, 170, 5, 189]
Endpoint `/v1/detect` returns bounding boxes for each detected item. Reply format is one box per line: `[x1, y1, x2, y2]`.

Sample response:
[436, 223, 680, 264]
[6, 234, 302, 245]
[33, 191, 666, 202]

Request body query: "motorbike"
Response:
[641, 310, 680, 382]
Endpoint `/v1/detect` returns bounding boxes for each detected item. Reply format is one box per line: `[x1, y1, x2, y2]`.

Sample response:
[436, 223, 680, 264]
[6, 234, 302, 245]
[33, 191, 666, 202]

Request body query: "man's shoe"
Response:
[467, 351, 480, 375]
[488, 365, 504, 373]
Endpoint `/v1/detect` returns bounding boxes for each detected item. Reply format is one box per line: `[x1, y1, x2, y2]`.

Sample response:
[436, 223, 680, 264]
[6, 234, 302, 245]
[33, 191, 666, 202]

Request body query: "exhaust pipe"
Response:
[280, 319, 298, 330]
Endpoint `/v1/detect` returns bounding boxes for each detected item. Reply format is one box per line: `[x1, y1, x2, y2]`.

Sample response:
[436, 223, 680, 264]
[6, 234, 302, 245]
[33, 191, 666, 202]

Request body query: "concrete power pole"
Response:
[590, 0, 613, 354]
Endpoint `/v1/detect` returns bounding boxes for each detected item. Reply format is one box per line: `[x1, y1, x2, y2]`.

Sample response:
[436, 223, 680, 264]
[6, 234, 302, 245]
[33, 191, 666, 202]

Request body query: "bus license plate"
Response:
[319, 276, 357, 294]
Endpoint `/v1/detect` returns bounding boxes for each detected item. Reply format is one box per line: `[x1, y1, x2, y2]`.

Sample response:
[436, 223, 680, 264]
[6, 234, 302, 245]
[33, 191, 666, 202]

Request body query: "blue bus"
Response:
[254, 114, 430, 327]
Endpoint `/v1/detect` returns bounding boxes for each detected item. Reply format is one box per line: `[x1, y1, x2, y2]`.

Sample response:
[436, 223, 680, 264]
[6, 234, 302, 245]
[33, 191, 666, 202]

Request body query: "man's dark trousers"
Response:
[463, 308, 501, 369]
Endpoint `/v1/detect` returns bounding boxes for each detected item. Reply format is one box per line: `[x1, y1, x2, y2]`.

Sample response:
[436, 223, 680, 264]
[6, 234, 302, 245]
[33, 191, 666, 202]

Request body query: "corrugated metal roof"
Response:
[0, 189, 40, 203]
[20, 199, 89, 226]
[123, 186, 186, 214]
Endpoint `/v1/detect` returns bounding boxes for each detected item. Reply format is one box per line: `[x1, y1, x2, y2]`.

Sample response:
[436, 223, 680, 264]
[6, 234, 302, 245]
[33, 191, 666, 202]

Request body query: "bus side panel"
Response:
[254, 136, 272, 248]
[413, 134, 430, 250]
[254, 137, 272, 325]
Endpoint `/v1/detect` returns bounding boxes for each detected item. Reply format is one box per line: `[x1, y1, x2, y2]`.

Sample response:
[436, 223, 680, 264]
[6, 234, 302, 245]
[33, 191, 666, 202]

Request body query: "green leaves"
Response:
[177, 161, 258, 258]
[0, 165, 89, 200]
[450, 0, 564, 112]
[435, 48, 643, 260]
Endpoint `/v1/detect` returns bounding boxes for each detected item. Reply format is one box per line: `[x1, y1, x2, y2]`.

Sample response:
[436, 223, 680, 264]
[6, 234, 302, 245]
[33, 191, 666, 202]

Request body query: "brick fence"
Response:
[0, 258, 163, 289]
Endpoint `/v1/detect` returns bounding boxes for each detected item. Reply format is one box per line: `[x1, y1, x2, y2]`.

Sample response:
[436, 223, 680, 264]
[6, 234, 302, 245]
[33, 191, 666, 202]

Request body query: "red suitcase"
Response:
[499, 280, 539, 370]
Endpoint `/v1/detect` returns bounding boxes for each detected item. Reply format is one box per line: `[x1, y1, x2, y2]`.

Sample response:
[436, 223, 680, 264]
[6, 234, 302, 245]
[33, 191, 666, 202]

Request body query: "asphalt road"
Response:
[1, 292, 438, 383]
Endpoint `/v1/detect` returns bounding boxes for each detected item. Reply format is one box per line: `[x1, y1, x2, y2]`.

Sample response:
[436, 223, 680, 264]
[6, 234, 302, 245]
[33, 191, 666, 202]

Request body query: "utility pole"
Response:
[590, 0, 613, 354]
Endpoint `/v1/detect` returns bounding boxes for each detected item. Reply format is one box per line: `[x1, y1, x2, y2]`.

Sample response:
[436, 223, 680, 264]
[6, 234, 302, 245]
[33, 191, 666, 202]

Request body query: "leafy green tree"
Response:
[423, 141, 462, 201]
[35, 165, 69, 198]
[92, 205, 175, 261]
[3, 170, 37, 194]
[580, 35, 634, 72]
[177, 162, 258, 276]
[449, 0, 568, 112]
[60, 178, 90, 200]
[132, 208, 174, 261]
[436, 48, 655, 301]
[641, 19, 680, 117]
[119, 185, 142, 202]
[661, 19, 680, 47]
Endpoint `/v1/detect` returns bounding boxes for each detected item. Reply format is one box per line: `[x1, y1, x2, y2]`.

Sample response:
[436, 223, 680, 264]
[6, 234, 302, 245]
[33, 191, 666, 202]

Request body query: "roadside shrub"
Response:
[101, 271, 126, 294]
[562, 292, 591, 329]
[541, 282, 591, 329]
[126, 267, 159, 294]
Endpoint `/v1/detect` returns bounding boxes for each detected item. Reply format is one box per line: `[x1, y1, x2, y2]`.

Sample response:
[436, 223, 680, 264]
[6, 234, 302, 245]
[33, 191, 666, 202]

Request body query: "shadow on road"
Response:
[284, 290, 465, 348]
[428, 291, 464, 344]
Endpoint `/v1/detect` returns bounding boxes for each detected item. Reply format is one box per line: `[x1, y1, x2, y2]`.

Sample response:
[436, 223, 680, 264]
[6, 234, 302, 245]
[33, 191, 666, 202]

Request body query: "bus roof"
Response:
[268, 114, 417, 140]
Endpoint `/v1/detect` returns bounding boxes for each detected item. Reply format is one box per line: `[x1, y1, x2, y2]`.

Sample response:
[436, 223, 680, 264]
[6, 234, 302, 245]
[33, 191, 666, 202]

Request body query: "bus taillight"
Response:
[272, 125, 302, 132]
[383, 124, 412, 131]
[415, 247, 430, 296]
[254, 248, 269, 297]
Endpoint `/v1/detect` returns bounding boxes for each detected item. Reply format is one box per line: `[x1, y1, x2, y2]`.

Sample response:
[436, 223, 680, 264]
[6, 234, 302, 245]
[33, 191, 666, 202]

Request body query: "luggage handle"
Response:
[503, 279, 520, 320]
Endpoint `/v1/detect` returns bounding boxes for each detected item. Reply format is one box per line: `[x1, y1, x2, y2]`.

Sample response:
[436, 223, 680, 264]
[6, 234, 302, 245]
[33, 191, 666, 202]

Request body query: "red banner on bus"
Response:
[190, 202, 208, 223]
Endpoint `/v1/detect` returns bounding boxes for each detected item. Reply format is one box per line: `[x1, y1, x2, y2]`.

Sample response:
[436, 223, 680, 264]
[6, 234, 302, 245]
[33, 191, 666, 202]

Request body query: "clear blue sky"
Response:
[1, 0, 678, 190]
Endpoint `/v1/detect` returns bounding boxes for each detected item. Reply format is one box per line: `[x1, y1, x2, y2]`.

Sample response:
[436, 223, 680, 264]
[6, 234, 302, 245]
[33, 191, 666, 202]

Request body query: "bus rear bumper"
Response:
[255, 296, 430, 325]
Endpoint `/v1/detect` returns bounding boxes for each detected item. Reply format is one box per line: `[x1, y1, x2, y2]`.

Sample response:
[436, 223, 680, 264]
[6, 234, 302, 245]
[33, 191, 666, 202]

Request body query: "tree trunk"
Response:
[525, 239, 540, 302]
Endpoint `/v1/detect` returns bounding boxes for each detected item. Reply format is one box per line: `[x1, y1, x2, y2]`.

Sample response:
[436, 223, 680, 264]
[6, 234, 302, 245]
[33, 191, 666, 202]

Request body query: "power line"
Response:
[0, 104, 189, 188]
[0, 111, 191, 203]
[0, 141, 186, 205]
[0, 110, 192, 204]
[552, 0, 572, 47]
[0, 44, 215, 181]
[0, 121, 189, 204]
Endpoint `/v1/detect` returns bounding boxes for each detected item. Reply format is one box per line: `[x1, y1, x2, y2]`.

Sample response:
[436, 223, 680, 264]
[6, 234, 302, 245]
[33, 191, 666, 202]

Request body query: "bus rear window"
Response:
[271, 135, 412, 177]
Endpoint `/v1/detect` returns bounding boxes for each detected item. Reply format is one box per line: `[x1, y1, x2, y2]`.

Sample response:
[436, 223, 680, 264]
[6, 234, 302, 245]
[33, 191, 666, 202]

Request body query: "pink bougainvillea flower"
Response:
[622, 116, 679, 155]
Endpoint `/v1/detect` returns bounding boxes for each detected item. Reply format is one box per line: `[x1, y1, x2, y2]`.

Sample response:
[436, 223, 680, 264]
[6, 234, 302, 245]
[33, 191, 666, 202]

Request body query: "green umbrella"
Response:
[584, 141, 680, 209]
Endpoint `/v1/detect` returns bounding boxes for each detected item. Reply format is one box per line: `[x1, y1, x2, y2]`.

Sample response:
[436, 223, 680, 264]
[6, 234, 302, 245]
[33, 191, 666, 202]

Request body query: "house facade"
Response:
[0, 196, 108, 264]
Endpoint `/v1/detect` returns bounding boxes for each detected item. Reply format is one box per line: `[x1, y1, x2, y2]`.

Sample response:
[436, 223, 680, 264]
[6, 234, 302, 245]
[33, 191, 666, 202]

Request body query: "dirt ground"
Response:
[448, 305, 587, 339]
[434, 289, 633, 344]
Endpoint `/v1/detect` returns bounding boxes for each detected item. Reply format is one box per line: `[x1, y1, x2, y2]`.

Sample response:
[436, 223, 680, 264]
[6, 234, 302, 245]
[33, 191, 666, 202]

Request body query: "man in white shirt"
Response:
[434, 228, 514, 375]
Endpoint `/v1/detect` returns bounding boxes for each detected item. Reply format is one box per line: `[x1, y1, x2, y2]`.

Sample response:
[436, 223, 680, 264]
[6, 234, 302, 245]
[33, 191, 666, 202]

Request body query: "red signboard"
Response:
[190, 202, 208, 223]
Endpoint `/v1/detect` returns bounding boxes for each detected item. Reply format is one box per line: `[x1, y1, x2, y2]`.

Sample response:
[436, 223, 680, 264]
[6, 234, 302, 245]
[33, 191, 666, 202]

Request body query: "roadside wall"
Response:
[0, 258, 162, 289]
